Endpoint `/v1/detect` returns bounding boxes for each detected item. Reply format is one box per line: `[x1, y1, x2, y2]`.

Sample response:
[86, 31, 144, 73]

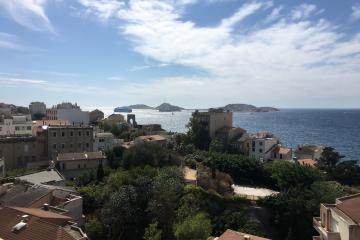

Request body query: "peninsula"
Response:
[220, 103, 279, 112]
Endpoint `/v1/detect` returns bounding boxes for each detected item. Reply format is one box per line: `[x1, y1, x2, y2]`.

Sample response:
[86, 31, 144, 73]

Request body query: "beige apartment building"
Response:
[313, 193, 360, 240]
[192, 108, 233, 139]
[44, 126, 93, 160]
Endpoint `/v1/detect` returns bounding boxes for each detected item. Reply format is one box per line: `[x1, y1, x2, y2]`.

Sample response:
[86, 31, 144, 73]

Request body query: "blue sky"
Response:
[0, 0, 359, 109]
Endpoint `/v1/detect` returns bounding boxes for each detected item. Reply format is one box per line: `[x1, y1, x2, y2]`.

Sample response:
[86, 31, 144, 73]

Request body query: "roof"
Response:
[57, 152, 105, 162]
[298, 158, 316, 167]
[218, 229, 270, 240]
[295, 144, 324, 154]
[95, 132, 114, 138]
[17, 169, 65, 185]
[274, 146, 291, 155]
[33, 120, 70, 127]
[183, 167, 197, 181]
[11, 207, 73, 221]
[336, 194, 360, 224]
[137, 135, 166, 142]
[0, 184, 53, 207]
[0, 207, 79, 240]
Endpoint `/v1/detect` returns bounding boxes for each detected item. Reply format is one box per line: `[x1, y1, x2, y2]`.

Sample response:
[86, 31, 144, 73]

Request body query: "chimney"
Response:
[21, 215, 29, 222]
[43, 203, 49, 211]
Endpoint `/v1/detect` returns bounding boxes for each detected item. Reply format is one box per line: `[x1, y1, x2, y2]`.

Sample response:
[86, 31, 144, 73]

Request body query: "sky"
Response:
[0, 0, 359, 109]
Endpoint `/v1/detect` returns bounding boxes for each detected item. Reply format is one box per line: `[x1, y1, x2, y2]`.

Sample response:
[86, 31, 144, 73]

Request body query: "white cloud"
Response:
[77, 1, 360, 107]
[352, 4, 360, 21]
[0, 0, 55, 32]
[265, 6, 282, 23]
[77, 0, 124, 20]
[0, 32, 23, 50]
[0, 76, 48, 85]
[291, 3, 321, 20]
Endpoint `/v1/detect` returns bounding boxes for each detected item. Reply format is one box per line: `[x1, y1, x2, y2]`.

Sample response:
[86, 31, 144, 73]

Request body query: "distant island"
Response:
[220, 104, 279, 112]
[123, 104, 154, 110]
[155, 103, 184, 112]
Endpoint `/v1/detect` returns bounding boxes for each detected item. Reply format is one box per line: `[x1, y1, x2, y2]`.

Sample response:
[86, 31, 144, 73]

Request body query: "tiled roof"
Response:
[336, 194, 360, 224]
[17, 169, 65, 185]
[11, 207, 73, 220]
[0, 207, 77, 240]
[137, 135, 166, 142]
[298, 159, 316, 167]
[274, 146, 291, 155]
[218, 229, 270, 240]
[57, 152, 105, 162]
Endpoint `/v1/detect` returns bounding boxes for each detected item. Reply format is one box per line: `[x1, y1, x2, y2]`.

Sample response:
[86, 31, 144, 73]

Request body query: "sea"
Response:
[94, 108, 360, 160]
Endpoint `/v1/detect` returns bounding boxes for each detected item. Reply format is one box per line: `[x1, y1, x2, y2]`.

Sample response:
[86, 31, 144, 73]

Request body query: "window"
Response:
[61, 143, 65, 149]
[62, 163, 66, 170]
[78, 164, 81, 169]
[78, 131, 81, 136]
[53, 143, 57, 149]
[31, 156, 36, 162]
[70, 143, 73, 148]
[252, 141, 255, 147]
[86, 131, 90, 136]
[62, 132, 65, 137]
[259, 148, 263, 153]
[252, 148, 255, 152]
[27, 126, 31, 130]
[259, 142, 263, 146]
[280, 154, 283, 159]
[78, 143, 82, 148]
[86, 143, 89, 148]
[15, 126, 20, 131]
[70, 131, 73, 136]
[53, 132, 57, 137]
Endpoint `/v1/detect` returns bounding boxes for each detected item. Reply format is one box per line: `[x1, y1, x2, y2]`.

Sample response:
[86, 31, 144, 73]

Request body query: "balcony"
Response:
[313, 217, 341, 240]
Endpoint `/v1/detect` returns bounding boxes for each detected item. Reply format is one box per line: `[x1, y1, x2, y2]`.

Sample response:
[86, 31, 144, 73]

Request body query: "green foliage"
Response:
[105, 146, 124, 169]
[144, 222, 162, 240]
[317, 147, 344, 173]
[96, 162, 104, 182]
[186, 117, 211, 150]
[332, 160, 360, 185]
[123, 143, 177, 169]
[174, 213, 212, 240]
[85, 218, 107, 240]
[78, 184, 105, 214]
[209, 139, 224, 153]
[265, 160, 323, 190]
[186, 151, 268, 185]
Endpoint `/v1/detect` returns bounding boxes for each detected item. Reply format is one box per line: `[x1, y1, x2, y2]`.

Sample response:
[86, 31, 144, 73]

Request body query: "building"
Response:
[93, 132, 123, 151]
[29, 101, 46, 119]
[0, 182, 84, 226]
[192, 108, 233, 139]
[46, 102, 89, 126]
[56, 152, 106, 179]
[17, 169, 65, 185]
[313, 193, 360, 240]
[89, 109, 104, 123]
[32, 119, 70, 136]
[134, 134, 167, 146]
[0, 136, 47, 170]
[0, 114, 32, 136]
[0, 206, 87, 240]
[248, 132, 279, 162]
[216, 229, 270, 240]
[298, 158, 317, 167]
[272, 146, 292, 161]
[44, 126, 93, 160]
[295, 144, 324, 160]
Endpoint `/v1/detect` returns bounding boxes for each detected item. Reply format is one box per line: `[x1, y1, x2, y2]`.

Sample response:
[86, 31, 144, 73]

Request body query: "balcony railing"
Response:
[313, 217, 341, 240]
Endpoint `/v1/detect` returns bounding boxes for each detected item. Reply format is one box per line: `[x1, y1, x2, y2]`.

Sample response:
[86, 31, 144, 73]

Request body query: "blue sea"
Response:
[97, 108, 360, 160]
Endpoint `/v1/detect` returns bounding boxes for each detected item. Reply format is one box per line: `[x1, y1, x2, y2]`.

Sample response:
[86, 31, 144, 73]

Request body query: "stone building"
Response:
[0, 136, 47, 170]
[29, 102, 46, 119]
[0, 114, 32, 136]
[46, 102, 89, 126]
[43, 126, 94, 160]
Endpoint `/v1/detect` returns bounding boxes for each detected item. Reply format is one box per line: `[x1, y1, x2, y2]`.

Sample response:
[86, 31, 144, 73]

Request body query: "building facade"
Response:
[192, 108, 233, 139]
[0, 136, 47, 170]
[0, 115, 32, 136]
[248, 132, 279, 162]
[56, 152, 106, 179]
[29, 102, 46, 119]
[46, 102, 89, 126]
[313, 194, 360, 240]
[295, 144, 324, 160]
[45, 126, 94, 160]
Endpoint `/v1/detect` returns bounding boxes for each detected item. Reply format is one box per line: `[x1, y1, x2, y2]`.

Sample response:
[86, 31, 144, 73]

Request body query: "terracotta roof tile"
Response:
[218, 229, 270, 240]
[336, 195, 360, 224]
[298, 159, 316, 167]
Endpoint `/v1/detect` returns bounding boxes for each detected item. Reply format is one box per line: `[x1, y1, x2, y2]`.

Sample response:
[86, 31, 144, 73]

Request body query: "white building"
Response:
[46, 102, 89, 126]
[248, 132, 279, 162]
[93, 132, 123, 151]
[29, 102, 46, 118]
[0, 115, 33, 136]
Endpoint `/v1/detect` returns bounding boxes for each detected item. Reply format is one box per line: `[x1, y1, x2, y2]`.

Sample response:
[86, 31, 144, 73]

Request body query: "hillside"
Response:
[155, 103, 184, 112]
[221, 104, 279, 112]
[125, 104, 154, 109]
[0, 102, 30, 114]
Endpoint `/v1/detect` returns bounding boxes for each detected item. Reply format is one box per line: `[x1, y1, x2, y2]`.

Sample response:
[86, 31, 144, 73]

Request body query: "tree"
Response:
[332, 160, 360, 185]
[317, 147, 344, 173]
[85, 218, 107, 240]
[143, 222, 162, 240]
[174, 213, 212, 240]
[96, 162, 105, 182]
[186, 117, 211, 150]
[209, 139, 224, 153]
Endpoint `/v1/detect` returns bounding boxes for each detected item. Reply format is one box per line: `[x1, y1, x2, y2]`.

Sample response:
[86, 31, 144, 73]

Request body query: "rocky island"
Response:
[155, 103, 184, 112]
[124, 104, 154, 110]
[220, 104, 279, 112]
